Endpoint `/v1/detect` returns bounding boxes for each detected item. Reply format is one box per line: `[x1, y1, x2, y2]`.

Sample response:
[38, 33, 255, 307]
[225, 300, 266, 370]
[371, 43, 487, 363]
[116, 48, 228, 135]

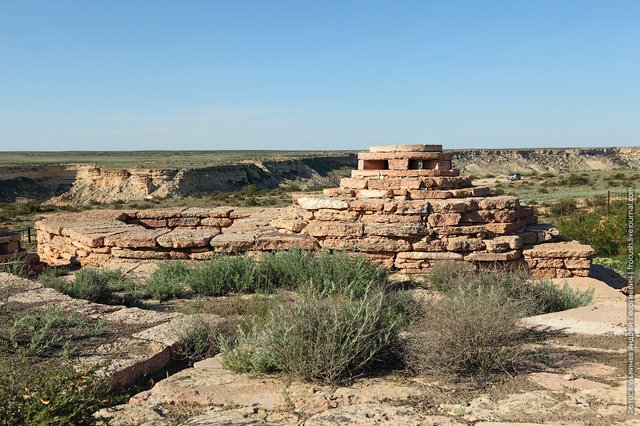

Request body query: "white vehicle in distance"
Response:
[506, 172, 522, 181]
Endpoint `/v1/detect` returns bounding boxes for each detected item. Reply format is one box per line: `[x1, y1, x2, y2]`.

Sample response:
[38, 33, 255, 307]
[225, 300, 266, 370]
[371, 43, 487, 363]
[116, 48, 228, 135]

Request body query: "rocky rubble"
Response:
[35, 145, 595, 278]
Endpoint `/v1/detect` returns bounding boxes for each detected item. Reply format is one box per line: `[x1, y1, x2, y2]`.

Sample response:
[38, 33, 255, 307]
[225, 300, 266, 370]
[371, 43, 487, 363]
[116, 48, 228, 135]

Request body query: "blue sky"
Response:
[0, 1, 638, 151]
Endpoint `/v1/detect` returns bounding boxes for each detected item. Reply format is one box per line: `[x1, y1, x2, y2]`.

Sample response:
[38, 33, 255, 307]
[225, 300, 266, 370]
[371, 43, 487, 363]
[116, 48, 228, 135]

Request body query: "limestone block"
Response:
[388, 159, 409, 170]
[535, 258, 566, 268]
[477, 196, 519, 210]
[555, 268, 573, 278]
[572, 269, 590, 277]
[397, 178, 420, 190]
[494, 235, 523, 249]
[432, 225, 487, 237]
[179, 207, 212, 218]
[254, 232, 320, 250]
[138, 218, 168, 228]
[349, 199, 386, 212]
[522, 241, 595, 259]
[397, 251, 462, 261]
[408, 190, 452, 199]
[270, 218, 308, 233]
[363, 223, 428, 238]
[304, 221, 364, 238]
[394, 200, 429, 215]
[484, 220, 527, 234]
[366, 178, 401, 190]
[412, 239, 446, 251]
[167, 217, 201, 228]
[207, 207, 234, 218]
[483, 239, 510, 253]
[111, 248, 170, 260]
[564, 258, 591, 269]
[429, 199, 477, 213]
[465, 250, 522, 262]
[210, 233, 255, 252]
[314, 209, 360, 221]
[339, 178, 368, 189]
[449, 187, 491, 198]
[323, 188, 355, 197]
[322, 237, 412, 252]
[446, 236, 485, 252]
[360, 214, 422, 223]
[356, 189, 394, 199]
[427, 213, 462, 227]
[201, 217, 234, 228]
[478, 209, 518, 223]
[104, 229, 169, 248]
[136, 208, 185, 219]
[297, 197, 349, 210]
[157, 229, 220, 249]
[369, 144, 442, 152]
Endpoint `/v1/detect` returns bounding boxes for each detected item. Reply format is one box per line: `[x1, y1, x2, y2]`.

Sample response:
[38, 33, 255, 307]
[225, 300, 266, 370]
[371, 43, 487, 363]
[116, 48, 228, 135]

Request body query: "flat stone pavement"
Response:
[0, 272, 220, 388]
[520, 277, 639, 335]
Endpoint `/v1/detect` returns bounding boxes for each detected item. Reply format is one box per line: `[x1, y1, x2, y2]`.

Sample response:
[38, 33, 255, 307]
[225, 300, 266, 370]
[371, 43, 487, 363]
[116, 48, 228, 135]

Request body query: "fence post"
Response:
[607, 190, 611, 215]
[27, 227, 32, 244]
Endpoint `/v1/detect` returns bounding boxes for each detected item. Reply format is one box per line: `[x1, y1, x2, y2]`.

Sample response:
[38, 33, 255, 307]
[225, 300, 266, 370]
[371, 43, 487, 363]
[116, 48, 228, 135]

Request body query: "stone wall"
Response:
[0, 226, 40, 269]
[35, 145, 595, 277]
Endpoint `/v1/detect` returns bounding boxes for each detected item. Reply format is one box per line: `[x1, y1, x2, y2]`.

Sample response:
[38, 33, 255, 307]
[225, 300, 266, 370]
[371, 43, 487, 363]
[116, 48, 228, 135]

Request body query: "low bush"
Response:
[0, 358, 118, 426]
[187, 255, 258, 296]
[187, 250, 389, 298]
[43, 268, 142, 306]
[220, 289, 402, 383]
[145, 261, 188, 301]
[427, 260, 476, 292]
[406, 285, 526, 379]
[173, 316, 230, 365]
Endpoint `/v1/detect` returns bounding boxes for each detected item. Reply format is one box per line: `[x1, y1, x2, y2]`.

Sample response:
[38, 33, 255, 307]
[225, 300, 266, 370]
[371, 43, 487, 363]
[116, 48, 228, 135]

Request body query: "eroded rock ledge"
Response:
[36, 145, 594, 278]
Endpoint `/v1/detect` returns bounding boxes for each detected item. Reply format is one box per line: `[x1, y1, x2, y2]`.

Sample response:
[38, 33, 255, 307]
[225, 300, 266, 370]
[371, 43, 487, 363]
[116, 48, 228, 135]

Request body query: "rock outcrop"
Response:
[36, 145, 594, 277]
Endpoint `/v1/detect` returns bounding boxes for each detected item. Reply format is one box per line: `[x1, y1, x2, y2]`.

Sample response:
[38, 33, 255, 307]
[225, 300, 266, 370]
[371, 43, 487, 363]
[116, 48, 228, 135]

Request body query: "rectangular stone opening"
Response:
[361, 159, 388, 170]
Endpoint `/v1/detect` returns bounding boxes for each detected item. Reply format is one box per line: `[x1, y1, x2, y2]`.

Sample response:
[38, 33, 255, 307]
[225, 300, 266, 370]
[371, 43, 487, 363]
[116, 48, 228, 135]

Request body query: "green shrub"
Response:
[0, 358, 117, 426]
[406, 284, 525, 379]
[173, 316, 228, 365]
[43, 268, 142, 306]
[0, 308, 104, 357]
[0, 256, 31, 278]
[540, 172, 555, 179]
[427, 260, 476, 292]
[219, 323, 278, 374]
[37, 266, 68, 283]
[187, 256, 258, 296]
[430, 266, 592, 316]
[221, 289, 402, 383]
[145, 261, 188, 301]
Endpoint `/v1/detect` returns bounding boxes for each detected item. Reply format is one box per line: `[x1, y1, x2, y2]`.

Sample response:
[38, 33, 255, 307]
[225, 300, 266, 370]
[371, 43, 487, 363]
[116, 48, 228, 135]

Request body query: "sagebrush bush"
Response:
[0, 358, 117, 426]
[406, 285, 526, 379]
[173, 316, 230, 364]
[431, 265, 592, 316]
[427, 260, 476, 292]
[220, 289, 403, 383]
[186, 250, 389, 297]
[187, 255, 258, 296]
[145, 261, 188, 301]
[43, 268, 142, 306]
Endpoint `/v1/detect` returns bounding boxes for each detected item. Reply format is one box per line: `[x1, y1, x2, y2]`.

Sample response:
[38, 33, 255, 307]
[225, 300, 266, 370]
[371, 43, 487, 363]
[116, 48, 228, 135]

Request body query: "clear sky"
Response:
[1, 0, 638, 151]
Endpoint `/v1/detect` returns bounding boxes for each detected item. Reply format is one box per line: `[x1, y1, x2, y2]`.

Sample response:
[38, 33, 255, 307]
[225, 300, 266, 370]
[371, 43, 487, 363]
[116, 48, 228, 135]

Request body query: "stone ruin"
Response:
[35, 145, 595, 278]
[0, 226, 40, 270]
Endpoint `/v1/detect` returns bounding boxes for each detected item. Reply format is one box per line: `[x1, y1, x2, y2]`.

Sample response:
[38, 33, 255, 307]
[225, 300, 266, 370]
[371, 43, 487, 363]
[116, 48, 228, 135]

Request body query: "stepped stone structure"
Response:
[35, 145, 594, 278]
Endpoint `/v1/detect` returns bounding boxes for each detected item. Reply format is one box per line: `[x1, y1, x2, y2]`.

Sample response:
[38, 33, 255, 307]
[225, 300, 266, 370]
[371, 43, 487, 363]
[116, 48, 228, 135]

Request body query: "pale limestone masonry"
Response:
[35, 145, 594, 278]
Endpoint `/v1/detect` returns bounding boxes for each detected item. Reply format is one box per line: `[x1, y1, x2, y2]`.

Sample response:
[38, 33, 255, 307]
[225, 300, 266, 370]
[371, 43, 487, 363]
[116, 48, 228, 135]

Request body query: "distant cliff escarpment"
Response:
[0, 147, 638, 204]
